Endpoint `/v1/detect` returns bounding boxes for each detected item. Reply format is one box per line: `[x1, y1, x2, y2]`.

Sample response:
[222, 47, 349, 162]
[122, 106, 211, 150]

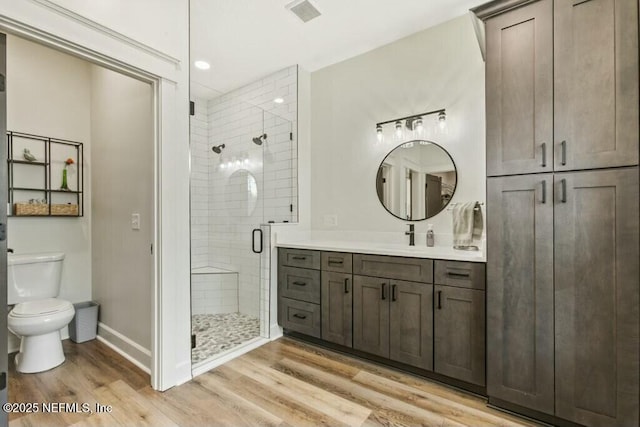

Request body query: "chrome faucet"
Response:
[405, 224, 415, 246]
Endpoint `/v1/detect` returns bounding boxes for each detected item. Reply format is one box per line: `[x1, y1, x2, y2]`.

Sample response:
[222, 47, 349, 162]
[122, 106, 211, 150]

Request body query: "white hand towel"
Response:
[452, 202, 483, 248]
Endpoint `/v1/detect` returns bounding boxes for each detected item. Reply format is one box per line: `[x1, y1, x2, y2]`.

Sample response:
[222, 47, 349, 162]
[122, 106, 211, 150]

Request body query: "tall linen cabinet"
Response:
[474, 1, 639, 426]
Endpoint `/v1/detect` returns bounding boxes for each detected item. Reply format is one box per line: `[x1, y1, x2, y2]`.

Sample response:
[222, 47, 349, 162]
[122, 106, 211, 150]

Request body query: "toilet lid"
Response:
[11, 298, 73, 317]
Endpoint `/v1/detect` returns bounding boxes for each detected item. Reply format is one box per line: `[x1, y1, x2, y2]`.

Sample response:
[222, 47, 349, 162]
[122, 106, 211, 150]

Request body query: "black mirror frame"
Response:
[376, 140, 458, 221]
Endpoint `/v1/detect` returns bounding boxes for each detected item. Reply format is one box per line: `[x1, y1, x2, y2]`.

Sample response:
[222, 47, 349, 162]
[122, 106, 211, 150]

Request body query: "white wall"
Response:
[1, 0, 191, 389]
[6, 35, 92, 305]
[90, 65, 154, 369]
[310, 15, 485, 241]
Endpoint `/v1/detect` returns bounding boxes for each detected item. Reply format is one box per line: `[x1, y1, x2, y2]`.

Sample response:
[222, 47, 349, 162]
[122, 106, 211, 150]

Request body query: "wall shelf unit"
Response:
[7, 131, 84, 217]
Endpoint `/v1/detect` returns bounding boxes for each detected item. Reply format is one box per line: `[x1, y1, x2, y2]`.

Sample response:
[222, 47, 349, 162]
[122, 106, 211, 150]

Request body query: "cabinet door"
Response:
[321, 272, 352, 347]
[554, 168, 639, 427]
[485, 0, 553, 176]
[389, 280, 432, 370]
[353, 276, 389, 358]
[434, 286, 485, 386]
[486, 174, 554, 414]
[554, 0, 638, 171]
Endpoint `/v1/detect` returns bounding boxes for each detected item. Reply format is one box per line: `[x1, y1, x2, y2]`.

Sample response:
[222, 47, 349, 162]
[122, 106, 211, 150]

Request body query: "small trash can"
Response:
[69, 301, 99, 343]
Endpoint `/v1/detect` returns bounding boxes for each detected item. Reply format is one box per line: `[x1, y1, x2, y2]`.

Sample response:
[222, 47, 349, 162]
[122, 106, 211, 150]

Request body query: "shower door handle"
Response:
[252, 228, 263, 254]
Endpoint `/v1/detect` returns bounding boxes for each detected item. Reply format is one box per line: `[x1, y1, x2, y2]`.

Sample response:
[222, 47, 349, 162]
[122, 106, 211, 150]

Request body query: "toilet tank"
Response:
[7, 252, 65, 304]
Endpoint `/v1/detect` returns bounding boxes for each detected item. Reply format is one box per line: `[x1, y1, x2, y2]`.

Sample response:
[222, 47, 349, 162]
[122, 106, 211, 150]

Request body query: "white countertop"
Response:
[275, 240, 485, 262]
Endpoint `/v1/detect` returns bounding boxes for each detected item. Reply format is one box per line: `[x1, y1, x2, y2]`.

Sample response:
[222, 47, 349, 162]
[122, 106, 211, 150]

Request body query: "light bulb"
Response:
[376, 124, 383, 142]
[438, 111, 447, 130]
[395, 121, 403, 140]
[414, 117, 424, 137]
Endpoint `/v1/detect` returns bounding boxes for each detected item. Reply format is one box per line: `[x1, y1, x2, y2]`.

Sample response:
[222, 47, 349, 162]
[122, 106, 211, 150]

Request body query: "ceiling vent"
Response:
[286, 0, 322, 23]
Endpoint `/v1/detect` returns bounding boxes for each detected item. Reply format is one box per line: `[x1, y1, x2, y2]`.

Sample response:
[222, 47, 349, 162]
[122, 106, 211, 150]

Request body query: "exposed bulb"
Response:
[376, 124, 384, 142]
[395, 121, 403, 140]
[414, 117, 424, 137]
[438, 111, 447, 130]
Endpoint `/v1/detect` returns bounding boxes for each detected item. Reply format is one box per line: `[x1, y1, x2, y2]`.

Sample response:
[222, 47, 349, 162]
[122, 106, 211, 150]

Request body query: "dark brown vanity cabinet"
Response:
[478, 1, 640, 425]
[433, 261, 486, 387]
[485, 0, 553, 177]
[353, 276, 433, 371]
[487, 174, 555, 414]
[352, 254, 434, 370]
[321, 251, 353, 347]
[278, 248, 322, 338]
[554, 169, 639, 427]
[278, 249, 486, 387]
[484, 0, 638, 177]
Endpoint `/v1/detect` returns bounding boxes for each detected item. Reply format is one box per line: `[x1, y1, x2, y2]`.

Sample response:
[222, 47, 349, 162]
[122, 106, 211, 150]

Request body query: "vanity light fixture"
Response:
[194, 60, 211, 70]
[376, 108, 446, 142]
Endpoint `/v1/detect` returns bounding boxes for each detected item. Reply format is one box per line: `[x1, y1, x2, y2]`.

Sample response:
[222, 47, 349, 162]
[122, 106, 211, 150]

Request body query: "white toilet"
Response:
[7, 252, 75, 373]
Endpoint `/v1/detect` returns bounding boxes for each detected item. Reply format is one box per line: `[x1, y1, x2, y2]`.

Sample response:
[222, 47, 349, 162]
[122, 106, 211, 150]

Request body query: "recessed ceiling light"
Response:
[194, 60, 210, 70]
[273, 97, 284, 104]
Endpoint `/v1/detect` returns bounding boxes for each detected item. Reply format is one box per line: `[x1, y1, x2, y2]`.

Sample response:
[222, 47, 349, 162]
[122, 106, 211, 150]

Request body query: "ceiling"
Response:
[190, 0, 486, 97]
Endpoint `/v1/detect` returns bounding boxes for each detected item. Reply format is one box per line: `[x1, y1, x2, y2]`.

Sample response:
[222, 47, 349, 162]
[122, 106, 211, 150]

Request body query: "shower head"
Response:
[212, 144, 225, 154]
[252, 134, 267, 145]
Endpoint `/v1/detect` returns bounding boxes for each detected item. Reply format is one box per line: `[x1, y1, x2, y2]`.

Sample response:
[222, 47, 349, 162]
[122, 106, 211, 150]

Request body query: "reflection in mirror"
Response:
[225, 169, 258, 217]
[376, 140, 456, 221]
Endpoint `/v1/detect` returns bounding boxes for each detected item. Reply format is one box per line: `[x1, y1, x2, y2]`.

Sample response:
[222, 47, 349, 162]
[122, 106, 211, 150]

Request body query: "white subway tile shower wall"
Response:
[190, 273, 239, 315]
[207, 66, 298, 318]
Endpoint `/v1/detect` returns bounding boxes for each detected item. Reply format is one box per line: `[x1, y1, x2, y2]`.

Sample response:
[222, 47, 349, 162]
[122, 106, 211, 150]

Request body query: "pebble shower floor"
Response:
[191, 313, 260, 364]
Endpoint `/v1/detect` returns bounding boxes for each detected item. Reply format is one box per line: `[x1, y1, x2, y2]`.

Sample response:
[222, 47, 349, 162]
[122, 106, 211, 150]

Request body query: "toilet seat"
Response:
[10, 298, 73, 318]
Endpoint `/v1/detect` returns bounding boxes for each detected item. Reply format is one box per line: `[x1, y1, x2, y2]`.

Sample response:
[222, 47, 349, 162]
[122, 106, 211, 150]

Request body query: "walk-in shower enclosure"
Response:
[189, 66, 298, 367]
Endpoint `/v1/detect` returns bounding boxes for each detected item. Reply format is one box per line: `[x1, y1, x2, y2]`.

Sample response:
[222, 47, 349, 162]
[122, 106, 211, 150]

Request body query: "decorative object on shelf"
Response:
[60, 157, 74, 191]
[22, 148, 36, 162]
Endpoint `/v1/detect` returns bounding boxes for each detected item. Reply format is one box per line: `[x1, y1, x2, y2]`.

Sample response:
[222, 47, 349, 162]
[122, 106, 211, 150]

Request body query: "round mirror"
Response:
[225, 169, 258, 217]
[376, 140, 457, 221]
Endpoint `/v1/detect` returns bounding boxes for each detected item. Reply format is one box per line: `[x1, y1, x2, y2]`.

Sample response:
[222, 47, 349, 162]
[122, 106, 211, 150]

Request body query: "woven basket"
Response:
[14, 203, 79, 216]
[51, 204, 79, 216]
[14, 203, 47, 216]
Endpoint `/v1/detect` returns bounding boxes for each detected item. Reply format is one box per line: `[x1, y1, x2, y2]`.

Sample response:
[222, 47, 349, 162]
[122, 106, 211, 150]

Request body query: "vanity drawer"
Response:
[278, 266, 321, 303]
[321, 251, 353, 273]
[279, 248, 321, 270]
[434, 260, 485, 290]
[353, 254, 433, 283]
[279, 298, 321, 338]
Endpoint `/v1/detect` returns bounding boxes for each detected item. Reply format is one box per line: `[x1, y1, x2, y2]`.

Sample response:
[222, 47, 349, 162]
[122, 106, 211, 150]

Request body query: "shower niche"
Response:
[189, 65, 298, 371]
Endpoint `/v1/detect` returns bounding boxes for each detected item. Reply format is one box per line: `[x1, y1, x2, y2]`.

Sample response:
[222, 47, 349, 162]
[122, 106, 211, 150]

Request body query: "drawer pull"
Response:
[437, 291, 442, 309]
[391, 284, 397, 302]
[328, 259, 344, 265]
[291, 256, 307, 260]
[292, 313, 307, 320]
[381, 283, 387, 300]
[344, 278, 350, 294]
[447, 272, 470, 278]
[292, 281, 307, 287]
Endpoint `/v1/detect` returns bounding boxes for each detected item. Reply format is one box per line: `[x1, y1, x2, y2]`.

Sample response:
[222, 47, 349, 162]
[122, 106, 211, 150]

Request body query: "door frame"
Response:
[0, 22, 169, 390]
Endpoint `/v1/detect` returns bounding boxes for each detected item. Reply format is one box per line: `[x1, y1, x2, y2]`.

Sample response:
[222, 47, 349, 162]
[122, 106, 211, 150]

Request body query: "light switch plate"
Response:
[131, 213, 140, 230]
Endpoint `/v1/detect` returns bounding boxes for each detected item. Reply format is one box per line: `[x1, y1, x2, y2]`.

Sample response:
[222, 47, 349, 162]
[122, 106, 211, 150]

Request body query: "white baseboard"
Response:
[97, 322, 151, 374]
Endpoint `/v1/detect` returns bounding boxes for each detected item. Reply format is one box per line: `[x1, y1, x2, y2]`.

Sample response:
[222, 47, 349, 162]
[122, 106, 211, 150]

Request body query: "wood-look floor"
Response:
[8, 338, 540, 427]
